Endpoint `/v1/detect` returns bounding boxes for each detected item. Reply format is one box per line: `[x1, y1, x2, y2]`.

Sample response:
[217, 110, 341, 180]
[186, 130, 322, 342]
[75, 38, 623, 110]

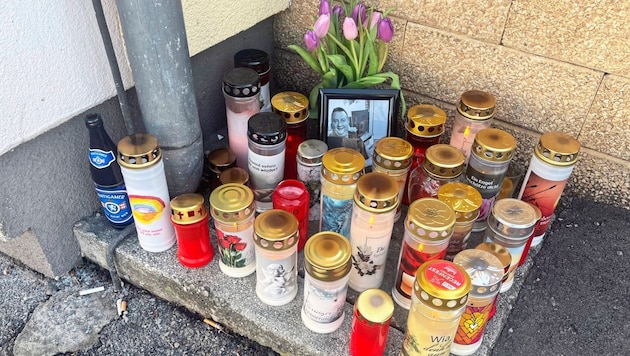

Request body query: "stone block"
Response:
[579, 74, 630, 161]
[569, 150, 630, 209]
[503, 0, 630, 77]
[400, 23, 603, 136]
[274, 0, 319, 50]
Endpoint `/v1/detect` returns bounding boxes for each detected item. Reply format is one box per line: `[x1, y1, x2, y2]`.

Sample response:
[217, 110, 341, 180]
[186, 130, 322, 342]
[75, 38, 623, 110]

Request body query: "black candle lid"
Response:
[247, 112, 287, 145]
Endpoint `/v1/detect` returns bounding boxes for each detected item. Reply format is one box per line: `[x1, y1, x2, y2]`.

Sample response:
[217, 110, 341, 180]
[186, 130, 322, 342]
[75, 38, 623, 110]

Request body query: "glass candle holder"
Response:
[272, 91, 309, 181]
[320, 148, 365, 239]
[392, 198, 456, 309]
[517, 132, 580, 247]
[403, 104, 446, 205]
[350, 288, 395, 356]
[408, 144, 466, 203]
[449, 90, 496, 161]
[401, 260, 472, 356]
[465, 128, 516, 232]
[117, 134, 175, 252]
[209, 184, 256, 278]
[372, 137, 413, 222]
[302, 232, 352, 333]
[475, 242, 511, 321]
[223, 68, 261, 171]
[272, 179, 310, 251]
[348, 172, 399, 292]
[253, 209, 299, 306]
[247, 112, 287, 213]
[483, 199, 537, 293]
[438, 182, 483, 261]
[170, 193, 214, 268]
[219, 167, 249, 186]
[518, 203, 542, 267]
[297, 139, 328, 222]
[451, 249, 504, 355]
[234, 49, 271, 112]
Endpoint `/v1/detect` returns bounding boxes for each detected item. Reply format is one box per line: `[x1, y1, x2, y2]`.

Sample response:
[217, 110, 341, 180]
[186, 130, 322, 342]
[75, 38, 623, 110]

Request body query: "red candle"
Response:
[170, 193, 214, 268]
[350, 289, 394, 356]
[272, 179, 310, 251]
[271, 91, 309, 180]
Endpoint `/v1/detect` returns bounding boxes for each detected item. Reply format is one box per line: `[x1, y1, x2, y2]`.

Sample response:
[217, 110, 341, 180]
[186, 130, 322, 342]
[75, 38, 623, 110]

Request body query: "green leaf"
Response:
[327, 55, 355, 83]
[367, 41, 378, 76]
[288, 45, 324, 75]
[317, 46, 329, 73]
[343, 76, 387, 88]
[322, 69, 338, 89]
[326, 34, 354, 68]
[376, 42, 389, 73]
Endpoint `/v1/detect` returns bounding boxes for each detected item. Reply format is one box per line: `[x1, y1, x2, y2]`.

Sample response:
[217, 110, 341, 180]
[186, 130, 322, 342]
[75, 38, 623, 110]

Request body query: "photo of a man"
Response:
[327, 107, 369, 164]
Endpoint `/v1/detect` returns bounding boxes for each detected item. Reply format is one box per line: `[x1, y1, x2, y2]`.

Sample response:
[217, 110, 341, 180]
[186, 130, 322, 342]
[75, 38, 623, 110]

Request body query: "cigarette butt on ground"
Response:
[203, 318, 226, 333]
[79, 286, 105, 296]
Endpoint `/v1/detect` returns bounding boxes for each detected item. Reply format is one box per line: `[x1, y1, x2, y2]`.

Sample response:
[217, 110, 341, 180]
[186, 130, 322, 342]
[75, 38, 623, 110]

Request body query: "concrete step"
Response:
[74, 209, 540, 356]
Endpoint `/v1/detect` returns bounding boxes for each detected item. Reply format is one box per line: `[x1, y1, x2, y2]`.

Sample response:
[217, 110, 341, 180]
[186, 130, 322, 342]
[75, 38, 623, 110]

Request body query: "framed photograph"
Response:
[319, 88, 400, 171]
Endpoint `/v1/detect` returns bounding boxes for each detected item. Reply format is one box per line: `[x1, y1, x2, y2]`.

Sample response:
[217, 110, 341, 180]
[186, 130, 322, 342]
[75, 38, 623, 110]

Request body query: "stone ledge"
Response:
[74, 209, 540, 355]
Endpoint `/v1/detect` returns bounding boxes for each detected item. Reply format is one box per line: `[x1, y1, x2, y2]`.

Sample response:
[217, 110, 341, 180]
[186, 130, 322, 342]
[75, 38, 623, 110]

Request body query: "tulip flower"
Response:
[377, 17, 394, 42]
[332, 4, 345, 20]
[304, 30, 320, 50]
[313, 14, 330, 39]
[351, 2, 367, 27]
[342, 17, 358, 40]
[319, 0, 330, 16]
[370, 11, 381, 30]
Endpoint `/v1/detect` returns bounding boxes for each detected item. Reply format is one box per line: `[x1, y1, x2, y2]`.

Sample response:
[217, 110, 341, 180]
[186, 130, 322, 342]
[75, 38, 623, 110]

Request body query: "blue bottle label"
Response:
[95, 184, 133, 225]
[89, 149, 116, 169]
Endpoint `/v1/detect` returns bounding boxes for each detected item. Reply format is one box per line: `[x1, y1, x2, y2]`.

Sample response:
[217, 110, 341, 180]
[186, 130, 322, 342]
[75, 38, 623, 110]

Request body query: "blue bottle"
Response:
[85, 114, 133, 228]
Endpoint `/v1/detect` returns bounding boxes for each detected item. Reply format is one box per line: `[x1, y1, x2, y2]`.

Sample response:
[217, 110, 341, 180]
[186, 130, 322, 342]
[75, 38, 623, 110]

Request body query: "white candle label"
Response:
[350, 235, 390, 289]
[256, 254, 297, 301]
[466, 167, 503, 222]
[302, 278, 347, 324]
[129, 195, 172, 238]
[216, 225, 255, 269]
[248, 149, 285, 204]
[297, 163, 322, 221]
[519, 171, 569, 237]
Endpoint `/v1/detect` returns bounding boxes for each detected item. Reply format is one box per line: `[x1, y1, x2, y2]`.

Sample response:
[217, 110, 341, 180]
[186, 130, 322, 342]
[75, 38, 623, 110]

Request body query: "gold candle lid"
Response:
[406, 104, 447, 137]
[373, 137, 413, 171]
[254, 210, 298, 251]
[355, 288, 395, 324]
[304, 232, 352, 282]
[534, 132, 580, 167]
[413, 260, 471, 311]
[423, 144, 466, 179]
[471, 128, 516, 162]
[453, 249, 504, 297]
[219, 167, 249, 185]
[170, 193, 207, 224]
[297, 139, 328, 166]
[117, 133, 162, 169]
[271, 91, 309, 124]
[406, 198, 456, 241]
[207, 147, 236, 174]
[209, 183, 255, 222]
[457, 90, 496, 121]
[488, 198, 537, 241]
[475, 242, 512, 277]
[438, 182, 482, 223]
[321, 148, 365, 185]
[354, 172, 400, 213]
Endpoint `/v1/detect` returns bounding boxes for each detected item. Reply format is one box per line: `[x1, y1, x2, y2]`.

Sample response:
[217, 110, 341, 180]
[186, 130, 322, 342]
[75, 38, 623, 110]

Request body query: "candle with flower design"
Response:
[209, 183, 256, 278]
[392, 198, 456, 309]
[438, 182, 482, 261]
[449, 90, 496, 161]
[372, 136, 413, 222]
[348, 172, 399, 292]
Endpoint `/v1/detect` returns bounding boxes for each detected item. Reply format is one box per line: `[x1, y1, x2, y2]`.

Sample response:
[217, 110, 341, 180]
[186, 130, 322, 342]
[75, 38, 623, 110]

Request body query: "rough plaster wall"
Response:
[273, 0, 630, 208]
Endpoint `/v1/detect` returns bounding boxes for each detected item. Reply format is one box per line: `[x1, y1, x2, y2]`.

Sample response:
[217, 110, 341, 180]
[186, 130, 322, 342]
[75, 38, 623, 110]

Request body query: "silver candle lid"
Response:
[453, 249, 504, 298]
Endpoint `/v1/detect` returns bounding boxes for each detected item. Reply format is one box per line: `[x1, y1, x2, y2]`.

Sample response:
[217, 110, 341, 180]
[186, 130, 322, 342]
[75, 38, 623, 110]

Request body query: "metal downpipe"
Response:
[115, 0, 203, 196]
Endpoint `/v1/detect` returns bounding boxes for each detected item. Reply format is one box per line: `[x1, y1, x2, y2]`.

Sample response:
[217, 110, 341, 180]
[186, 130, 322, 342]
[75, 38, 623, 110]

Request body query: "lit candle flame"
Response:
[464, 125, 470, 138]
[369, 214, 374, 225]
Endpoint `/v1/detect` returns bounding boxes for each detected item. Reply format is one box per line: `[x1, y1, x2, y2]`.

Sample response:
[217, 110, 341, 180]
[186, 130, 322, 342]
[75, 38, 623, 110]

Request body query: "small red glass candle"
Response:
[272, 179, 310, 251]
[272, 91, 309, 180]
[170, 193, 214, 268]
[518, 203, 542, 266]
[403, 104, 446, 205]
[350, 289, 394, 356]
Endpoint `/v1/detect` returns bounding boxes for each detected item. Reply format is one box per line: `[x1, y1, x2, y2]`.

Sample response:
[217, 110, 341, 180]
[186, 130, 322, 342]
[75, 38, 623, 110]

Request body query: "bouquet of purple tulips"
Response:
[289, 0, 405, 117]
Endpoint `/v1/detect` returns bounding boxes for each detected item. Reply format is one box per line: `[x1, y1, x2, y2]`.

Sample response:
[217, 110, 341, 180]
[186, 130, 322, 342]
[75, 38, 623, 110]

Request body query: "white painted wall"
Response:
[0, 0, 290, 157]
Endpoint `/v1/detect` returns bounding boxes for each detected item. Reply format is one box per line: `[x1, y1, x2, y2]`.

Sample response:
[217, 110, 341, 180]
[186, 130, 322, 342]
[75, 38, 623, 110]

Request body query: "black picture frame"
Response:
[319, 88, 400, 171]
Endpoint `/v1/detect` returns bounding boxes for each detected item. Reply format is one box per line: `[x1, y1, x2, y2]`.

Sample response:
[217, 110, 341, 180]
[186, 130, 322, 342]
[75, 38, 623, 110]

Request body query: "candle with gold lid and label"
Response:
[320, 148, 365, 239]
[465, 128, 517, 232]
[170, 193, 214, 268]
[451, 249, 504, 355]
[372, 137, 413, 222]
[393, 198, 456, 309]
[348, 172, 399, 292]
[209, 183, 256, 278]
[449, 90, 496, 160]
[297, 139, 328, 221]
[302, 231, 352, 333]
[484, 198, 537, 293]
[408, 144, 466, 203]
[475, 242, 512, 321]
[438, 182, 483, 261]
[403, 104, 447, 205]
[272, 91, 309, 180]
[518, 132, 580, 247]
[349, 288, 395, 356]
[401, 260, 472, 356]
[253, 209, 299, 306]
